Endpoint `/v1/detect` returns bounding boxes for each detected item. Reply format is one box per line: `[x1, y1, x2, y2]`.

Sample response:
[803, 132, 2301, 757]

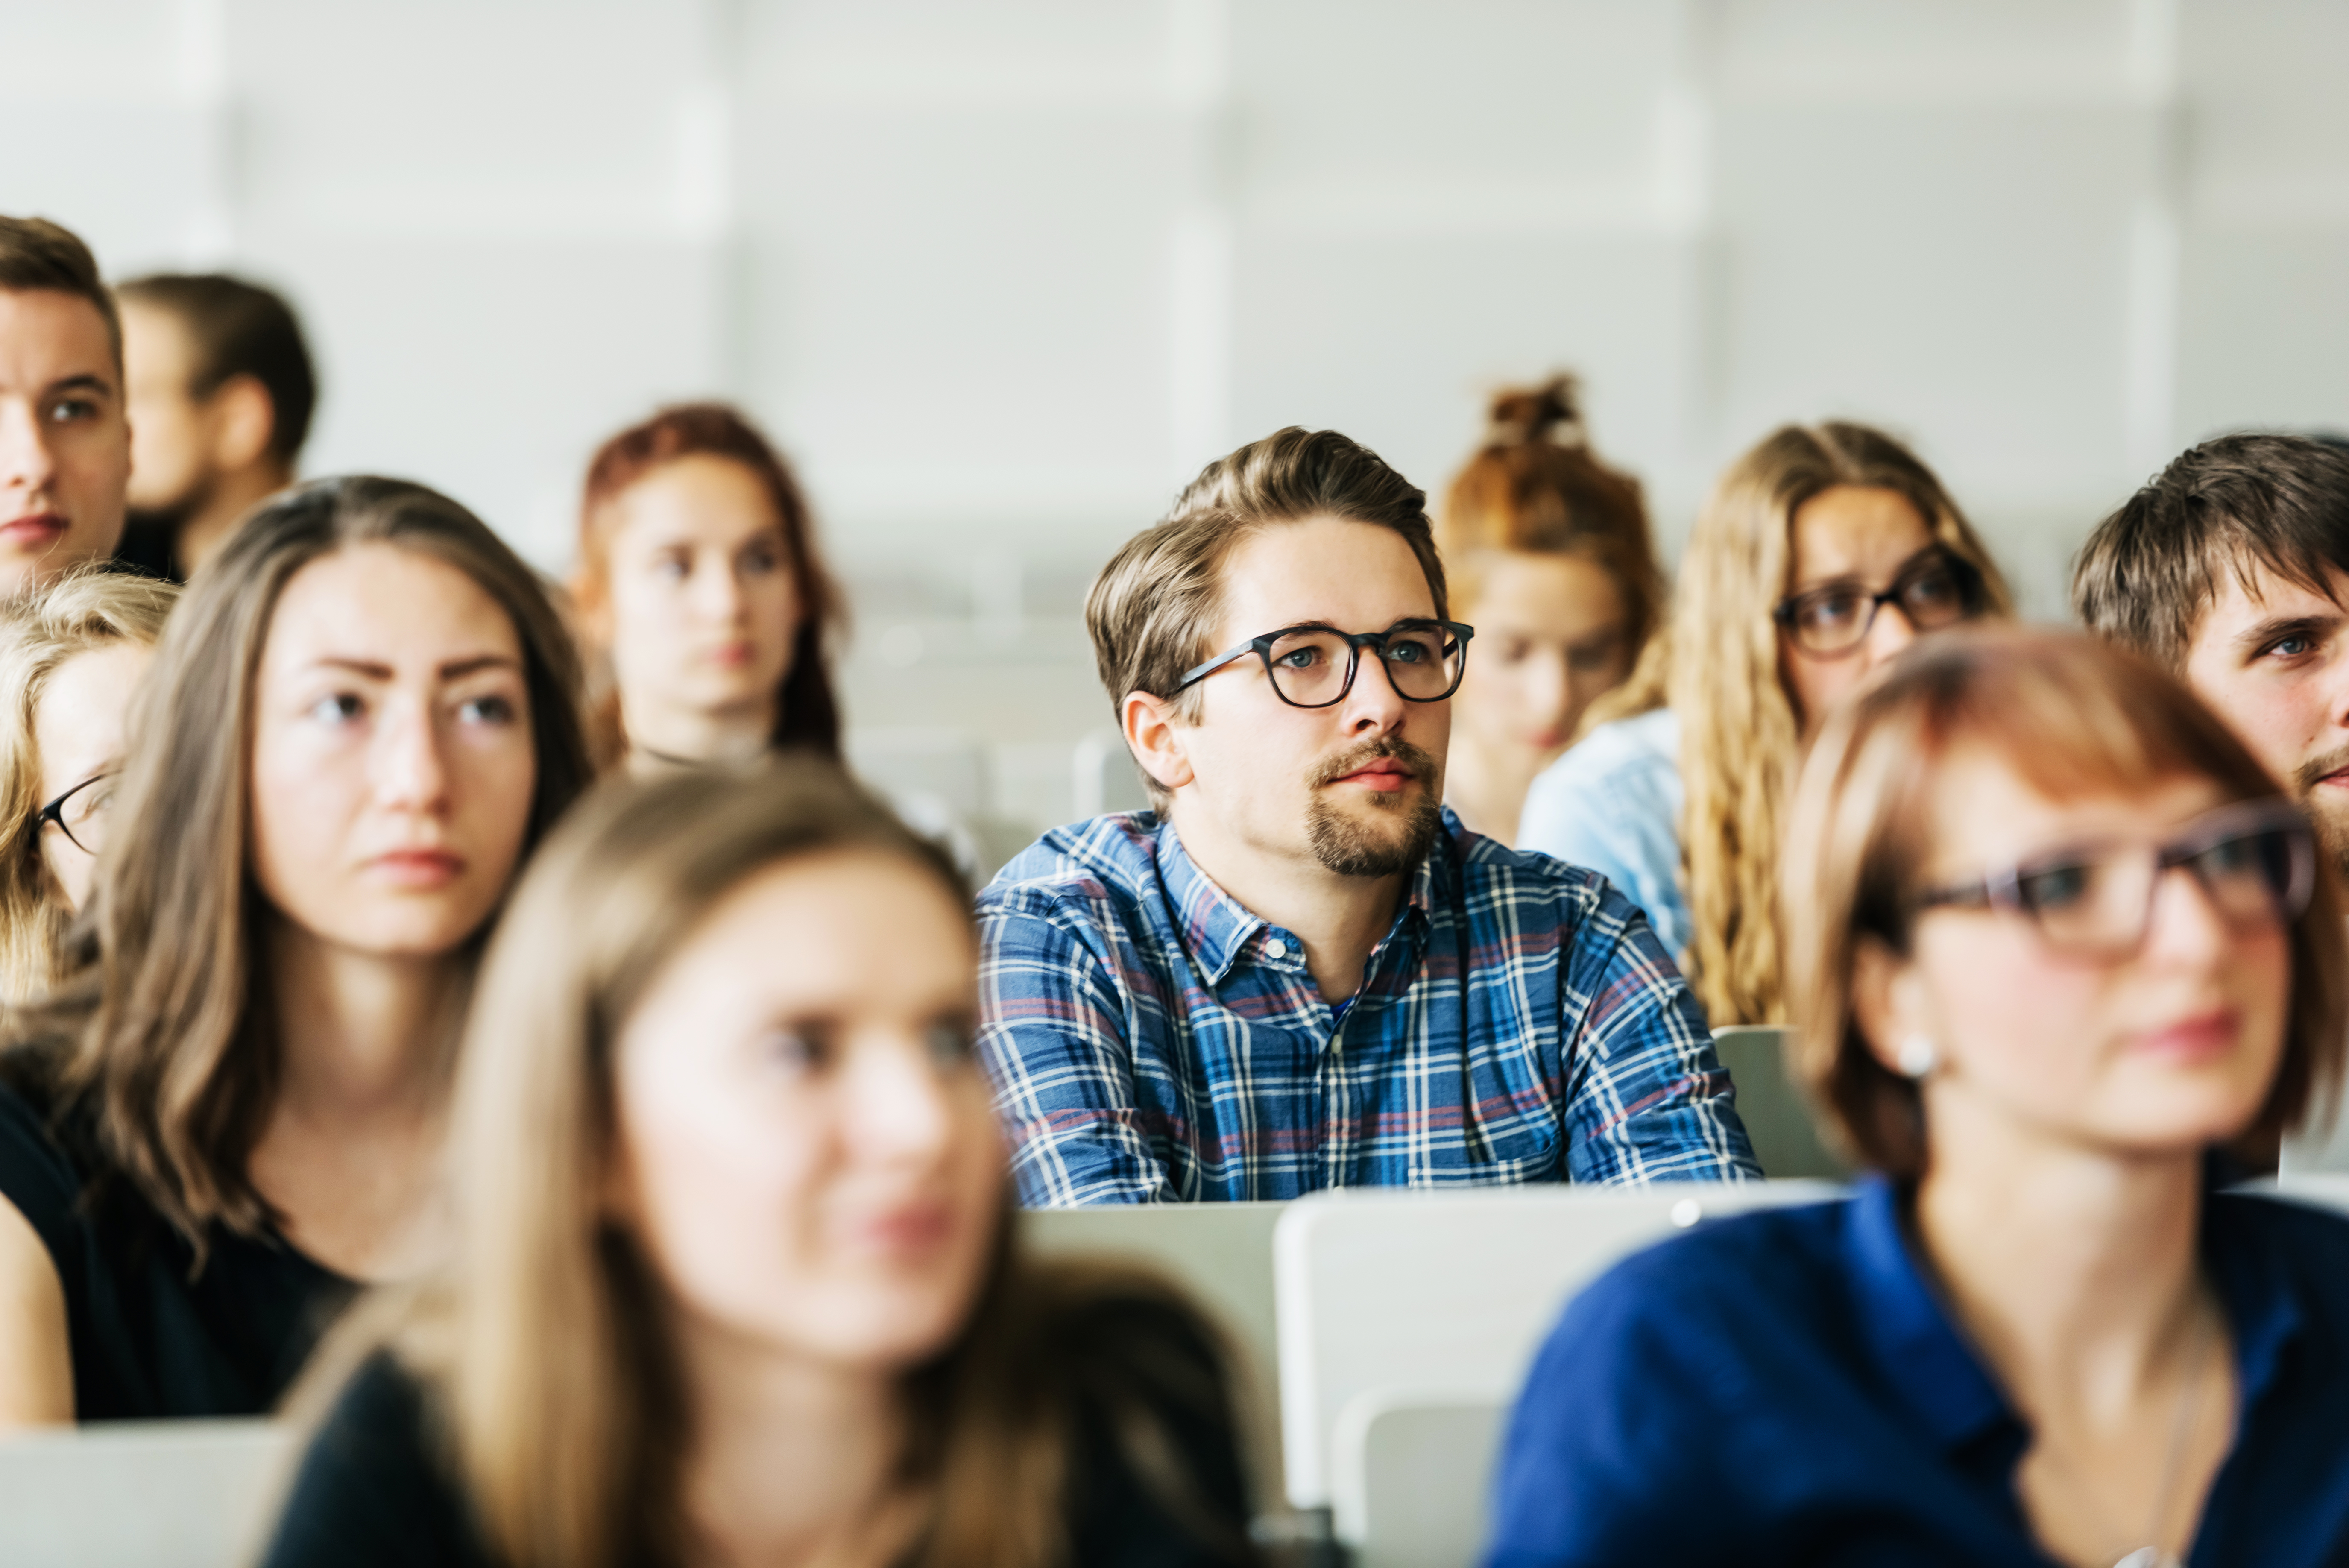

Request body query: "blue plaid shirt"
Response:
[976, 808, 1757, 1205]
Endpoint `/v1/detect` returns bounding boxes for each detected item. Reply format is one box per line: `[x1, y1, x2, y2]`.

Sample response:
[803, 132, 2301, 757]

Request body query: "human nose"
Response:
[691, 554, 746, 624]
[2135, 859, 2236, 967]
[373, 694, 451, 814]
[1528, 648, 1571, 728]
[1859, 595, 1921, 674]
[840, 1030, 956, 1165]
[0, 399, 57, 503]
[1341, 642, 1413, 735]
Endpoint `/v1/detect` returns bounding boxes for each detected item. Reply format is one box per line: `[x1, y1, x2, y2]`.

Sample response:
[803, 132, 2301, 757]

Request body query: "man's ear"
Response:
[1851, 934, 1928, 1076]
[208, 375, 278, 475]
[1122, 689, 1195, 796]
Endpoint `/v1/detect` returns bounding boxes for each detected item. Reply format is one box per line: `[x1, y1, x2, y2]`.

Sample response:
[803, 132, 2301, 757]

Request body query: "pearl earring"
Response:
[1895, 1035, 1938, 1079]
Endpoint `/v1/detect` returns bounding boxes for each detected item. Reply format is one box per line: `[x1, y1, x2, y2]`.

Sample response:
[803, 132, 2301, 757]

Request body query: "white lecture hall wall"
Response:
[4, 0, 2347, 838]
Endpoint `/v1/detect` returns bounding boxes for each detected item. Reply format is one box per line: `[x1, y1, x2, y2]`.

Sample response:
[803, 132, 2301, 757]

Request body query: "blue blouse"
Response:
[1517, 708, 1688, 958]
[1483, 1175, 2349, 1567]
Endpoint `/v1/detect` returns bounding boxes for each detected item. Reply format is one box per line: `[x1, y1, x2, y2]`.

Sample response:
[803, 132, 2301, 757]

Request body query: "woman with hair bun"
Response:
[571, 403, 845, 773]
[1435, 376, 1661, 845]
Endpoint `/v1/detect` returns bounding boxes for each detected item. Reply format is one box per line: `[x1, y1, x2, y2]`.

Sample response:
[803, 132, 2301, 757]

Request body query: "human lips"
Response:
[849, 1198, 956, 1258]
[0, 512, 67, 548]
[1333, 757, 1416, 793]
[2129, 1007, 2239, 1064]
[366, 848, 467, 888]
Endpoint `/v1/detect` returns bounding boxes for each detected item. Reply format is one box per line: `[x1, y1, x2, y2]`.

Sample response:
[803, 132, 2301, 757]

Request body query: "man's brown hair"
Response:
[1085, 427, 1447, 803]
[2073, 433, 2349, 669]
[1783, 624, 2345, 1177]
[0, 216, 121, 368]
[115, 273, 318, 464]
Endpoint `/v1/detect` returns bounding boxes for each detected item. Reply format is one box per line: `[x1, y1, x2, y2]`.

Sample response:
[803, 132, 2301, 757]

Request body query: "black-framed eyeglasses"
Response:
[1913, 798, 2314, 960]
[1175, 620, 1475, 709]
[33, 771, 117, 856]
[1773, 546, 1986, 659]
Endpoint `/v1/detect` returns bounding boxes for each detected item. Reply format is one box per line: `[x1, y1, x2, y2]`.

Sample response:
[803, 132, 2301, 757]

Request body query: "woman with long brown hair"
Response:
[1435, 375, 1662, 846]
[0, 477, 592, 1423]
[261, 762, 1255, 1568]
[1520, 422, 2009, 1021]
[572, 403, 844, 771]
[0, 566, 178, 1000]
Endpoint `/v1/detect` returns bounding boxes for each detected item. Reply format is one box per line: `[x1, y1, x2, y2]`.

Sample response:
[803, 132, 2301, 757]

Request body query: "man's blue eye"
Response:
[1276, 648, 1320, 668]
[2267, 636, 2316, 658]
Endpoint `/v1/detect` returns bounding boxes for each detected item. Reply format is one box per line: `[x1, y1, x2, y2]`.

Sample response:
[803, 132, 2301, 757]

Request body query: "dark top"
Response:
[0, 1079, 355, 1419]
[262, 1294, 1258, 1568]
[1483, 1174, 2349, 1567]
[111, 522, 185, 583]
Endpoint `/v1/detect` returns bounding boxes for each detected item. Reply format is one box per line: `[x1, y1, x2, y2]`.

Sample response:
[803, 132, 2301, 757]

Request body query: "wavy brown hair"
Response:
[1437, 374, 1663, 661]
[0, 477, 593, 1248]
[574, 403, 844, 765]
[295, 762, 1254, 1568]
[1671, 422, 2010, 1025]
[0, 568, 178, 1001]
[1783, 626, 2346, 1175]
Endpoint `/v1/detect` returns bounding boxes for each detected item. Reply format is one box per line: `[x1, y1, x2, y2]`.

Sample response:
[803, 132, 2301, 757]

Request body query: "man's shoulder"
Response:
[1447, 819, 1613, 925]
[980, 811, 1167, 918]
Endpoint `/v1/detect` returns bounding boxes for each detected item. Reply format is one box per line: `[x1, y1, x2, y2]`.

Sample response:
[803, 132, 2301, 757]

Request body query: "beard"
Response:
[1303, 735, 1445, 879]
[2293, 743, 2349, 881]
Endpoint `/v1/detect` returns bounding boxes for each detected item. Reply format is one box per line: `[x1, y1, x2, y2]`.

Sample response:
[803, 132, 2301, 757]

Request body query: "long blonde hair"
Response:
[0, 568, 177, 1001]
[299, 762, 1251, 1568]
[1672, 423, 2009, 1025]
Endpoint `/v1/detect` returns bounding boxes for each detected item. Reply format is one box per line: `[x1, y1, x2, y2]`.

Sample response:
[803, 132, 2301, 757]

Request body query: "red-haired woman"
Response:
[571, 404, 844, 772]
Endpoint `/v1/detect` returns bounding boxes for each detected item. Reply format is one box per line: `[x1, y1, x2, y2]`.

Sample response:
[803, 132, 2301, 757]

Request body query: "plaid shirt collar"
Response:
[1150, 810, 1444, 986]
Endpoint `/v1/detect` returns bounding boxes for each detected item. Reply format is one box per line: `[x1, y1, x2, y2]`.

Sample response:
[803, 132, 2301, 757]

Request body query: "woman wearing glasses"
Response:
[0, 478, 592, 1424]
[1519, 422, 2009, 1023]
[0, 568, 178, 1000]
[1485, 628, 2349, 1567]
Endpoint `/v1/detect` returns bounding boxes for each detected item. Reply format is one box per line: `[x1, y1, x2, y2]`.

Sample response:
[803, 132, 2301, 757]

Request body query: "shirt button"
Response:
[1264, 938, 1288, 959]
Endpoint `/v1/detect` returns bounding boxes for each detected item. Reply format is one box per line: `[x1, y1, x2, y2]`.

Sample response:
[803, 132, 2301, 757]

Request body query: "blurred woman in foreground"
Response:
[0, 568, 177, 999]
[263, 763, 1256, 1568]
[1487, 628, 2349, 1566]
[1435, 376, 1661, 846]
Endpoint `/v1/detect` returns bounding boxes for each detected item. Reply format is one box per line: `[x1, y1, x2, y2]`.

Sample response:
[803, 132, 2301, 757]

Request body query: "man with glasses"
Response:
[977, 426, 1757, 1205]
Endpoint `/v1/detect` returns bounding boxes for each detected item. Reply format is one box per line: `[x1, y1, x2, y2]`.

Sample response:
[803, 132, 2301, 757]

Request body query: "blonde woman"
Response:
[262, 762, 1256, 1568]
[1485, 628, 2349, 1565]
[1518, 422, 2009, 1021]
[1436, 376, 1663, 846]
[0, 568, 177, 999]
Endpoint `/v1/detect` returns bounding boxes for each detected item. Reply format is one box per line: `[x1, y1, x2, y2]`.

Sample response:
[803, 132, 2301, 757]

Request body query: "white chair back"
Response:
[1330, 1393, 1506, 1568]
[1021, 1202, 1290, 1508]
[1711, 1026, 1849, 1179]
[0, 1419, 294, 1568]
[1274, 1181, 1839, 1519]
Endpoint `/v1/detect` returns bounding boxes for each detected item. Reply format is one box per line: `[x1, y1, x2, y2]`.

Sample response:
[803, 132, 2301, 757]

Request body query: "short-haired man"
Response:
[115, 273, 317, 580]
[2074, 433, 2349, 874]
[978, 428, 1756, 1204]
[0, 215, 130, 592]
[2074, 434, 2349, 1169]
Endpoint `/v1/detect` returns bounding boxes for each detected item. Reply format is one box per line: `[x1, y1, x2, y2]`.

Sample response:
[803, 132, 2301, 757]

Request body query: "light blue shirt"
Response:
[1518, 707, 1689, 958]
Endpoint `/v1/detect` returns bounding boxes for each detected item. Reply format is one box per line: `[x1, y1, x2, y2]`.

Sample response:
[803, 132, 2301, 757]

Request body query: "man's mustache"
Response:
[1308, 735, 1441, 790]
[2293, 744, 2349, 794]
